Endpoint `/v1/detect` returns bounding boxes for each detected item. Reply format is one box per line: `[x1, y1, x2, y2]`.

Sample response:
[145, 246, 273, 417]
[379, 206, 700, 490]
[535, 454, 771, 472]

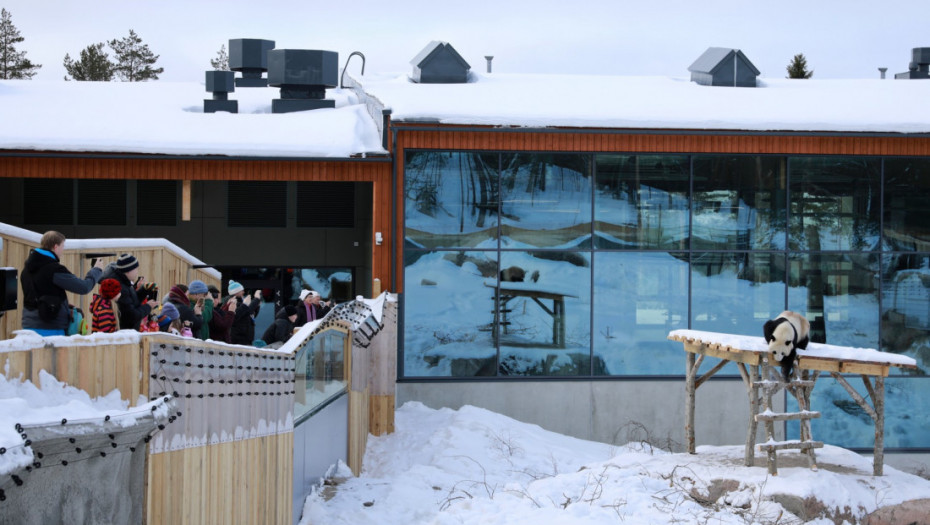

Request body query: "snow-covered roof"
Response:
[358, 72, 930, 134]
[2, 72, 930, 160]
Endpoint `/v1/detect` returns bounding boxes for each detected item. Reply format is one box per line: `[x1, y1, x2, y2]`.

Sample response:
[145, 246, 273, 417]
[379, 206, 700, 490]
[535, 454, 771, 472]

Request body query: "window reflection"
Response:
[693, 156, 786, 251]
[294, 328, 348, 421]
[404, 151, 500, 249]
[881, 254, 930, 372]
[500, 154, 592, 249]
[884, 158, 930, 252]
[595, 155, 689, 250]
[496, 251, 591, 376]
[788, 253, 879, 348]
[404, 249, 498, 377]
[593, 252, 688, 375]
[789, 157, 880, 251]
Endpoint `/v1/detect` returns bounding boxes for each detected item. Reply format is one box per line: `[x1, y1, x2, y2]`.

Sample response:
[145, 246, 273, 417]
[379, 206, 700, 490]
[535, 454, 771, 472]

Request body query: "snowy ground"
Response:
[301, 402, 930, 525]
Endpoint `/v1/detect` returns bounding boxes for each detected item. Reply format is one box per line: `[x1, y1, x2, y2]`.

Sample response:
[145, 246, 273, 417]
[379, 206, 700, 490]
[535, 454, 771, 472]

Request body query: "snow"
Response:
[301, 401, 930, 524]
[0, 80, 385, 158]
[0, 368, 171, 476]
[2, 72, 929, 160]
[668, 329, 919, 368]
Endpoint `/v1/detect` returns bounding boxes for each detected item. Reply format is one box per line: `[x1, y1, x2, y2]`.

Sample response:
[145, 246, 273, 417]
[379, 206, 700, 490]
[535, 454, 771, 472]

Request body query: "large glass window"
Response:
[884, 158, 930, 252]
[593, 251, 688, 375]
[400, 150, 930, 449]
[594, 155, 689, 250]
[500, 153, 592, 249]
[692, 156, 786, 251]
[294, 328, 348, 422]
[789, 157, 880, 251]
[404, 151, 500, 249]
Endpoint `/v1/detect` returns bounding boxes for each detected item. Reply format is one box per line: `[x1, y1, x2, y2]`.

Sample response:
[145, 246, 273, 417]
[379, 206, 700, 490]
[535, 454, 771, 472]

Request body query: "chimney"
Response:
[879, 67, 887, 79]
[485, 56, 494, 73]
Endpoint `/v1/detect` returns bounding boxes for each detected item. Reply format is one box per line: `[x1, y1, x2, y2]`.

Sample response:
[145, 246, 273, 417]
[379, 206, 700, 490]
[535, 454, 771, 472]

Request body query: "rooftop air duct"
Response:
[688, 47, 760, 87]
[230, 38, 275, 87]
[895, 47, 930, 79]
[267, 49, 338, 113]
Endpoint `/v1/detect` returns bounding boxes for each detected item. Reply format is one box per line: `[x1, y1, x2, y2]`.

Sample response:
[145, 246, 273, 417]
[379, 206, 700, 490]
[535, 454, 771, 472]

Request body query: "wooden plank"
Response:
[754, 411, 821, 422]
[758, 440, 824, 451]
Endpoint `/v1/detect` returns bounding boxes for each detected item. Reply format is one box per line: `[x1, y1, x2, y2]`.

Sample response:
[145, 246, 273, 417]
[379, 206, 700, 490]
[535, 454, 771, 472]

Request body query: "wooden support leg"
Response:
[872, 375, 885, 476]
[738, 363, 759, 467]
[761, 363, 778, 475]
[685, 351, 697, 454]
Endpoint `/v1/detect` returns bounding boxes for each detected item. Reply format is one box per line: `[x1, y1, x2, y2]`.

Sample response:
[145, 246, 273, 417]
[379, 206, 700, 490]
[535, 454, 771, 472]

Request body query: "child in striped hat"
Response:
[90, 278, 122, 333]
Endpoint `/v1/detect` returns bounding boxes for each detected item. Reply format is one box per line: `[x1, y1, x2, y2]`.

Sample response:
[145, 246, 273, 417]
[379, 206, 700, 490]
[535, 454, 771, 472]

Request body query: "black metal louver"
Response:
[78, 180, 127, 225]
[296, 182, 355, 228]
[137, 181, 178, 226]
[24, 178, 74, 225]
[228, 181, 287, 227]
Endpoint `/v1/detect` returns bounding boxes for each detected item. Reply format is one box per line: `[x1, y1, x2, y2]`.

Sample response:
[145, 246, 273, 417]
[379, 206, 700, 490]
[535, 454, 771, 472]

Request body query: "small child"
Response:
[90, 279, 122, 333]
[155, 302, 180, 333]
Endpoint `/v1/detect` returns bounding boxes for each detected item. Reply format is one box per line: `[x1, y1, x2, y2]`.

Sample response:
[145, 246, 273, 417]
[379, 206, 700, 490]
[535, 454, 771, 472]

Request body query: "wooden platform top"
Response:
[668, 329, 918, 375]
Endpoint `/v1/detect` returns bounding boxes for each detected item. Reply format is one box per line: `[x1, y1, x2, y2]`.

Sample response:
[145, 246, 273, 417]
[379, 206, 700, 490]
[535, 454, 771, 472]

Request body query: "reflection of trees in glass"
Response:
[790, 157, 880, 251]
[501, 153, 590, 210]
[405, 151, 498, 231]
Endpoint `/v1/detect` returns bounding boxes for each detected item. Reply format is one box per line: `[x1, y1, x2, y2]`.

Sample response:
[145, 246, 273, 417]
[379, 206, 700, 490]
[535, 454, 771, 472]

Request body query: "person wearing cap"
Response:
[155, 302, 181, 332]
[164, 280, 208, 337]
[261, 304, 298, 347]
[89, 278, 122, 333]
[21, 231, 105, 336]
[223, 280, 262, 346]
[295, 289, 332, 326]
[101, 253, 159, 331]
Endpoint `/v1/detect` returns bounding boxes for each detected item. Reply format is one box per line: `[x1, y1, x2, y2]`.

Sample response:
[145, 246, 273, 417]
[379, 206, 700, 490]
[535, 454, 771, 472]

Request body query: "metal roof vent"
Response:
[895, 47, 930, 79]
[229, 38, 275, 87]
[267, 49, 338, 113]
[688, 47, 760, 87]
[410, 41, 471, 83]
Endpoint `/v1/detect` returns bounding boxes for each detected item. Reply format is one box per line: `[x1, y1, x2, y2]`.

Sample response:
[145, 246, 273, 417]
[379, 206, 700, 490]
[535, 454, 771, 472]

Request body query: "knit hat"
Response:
[100, 278, 122, 300]
[188, 280, 208, 295]
[228, 280, 244, 295]
[115, 253, 139, 272]
[299, 289, 319, 301]
[160, 302, 180, 321]
[284, 305, 297, 317]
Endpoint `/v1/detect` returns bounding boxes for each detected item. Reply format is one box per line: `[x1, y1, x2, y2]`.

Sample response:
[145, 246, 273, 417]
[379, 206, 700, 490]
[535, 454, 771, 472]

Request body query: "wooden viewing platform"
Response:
[668, 329, 918, 476]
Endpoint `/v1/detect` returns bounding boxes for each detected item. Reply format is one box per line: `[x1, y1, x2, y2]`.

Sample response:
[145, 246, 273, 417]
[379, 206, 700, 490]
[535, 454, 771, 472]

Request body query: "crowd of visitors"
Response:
[18, 231, 337, 347]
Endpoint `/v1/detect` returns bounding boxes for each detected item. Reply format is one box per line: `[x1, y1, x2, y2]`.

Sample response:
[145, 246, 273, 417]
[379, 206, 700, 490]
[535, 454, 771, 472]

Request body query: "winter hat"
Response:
[284, 305, 297, 317]
[160, 302, 180, 321]
[227, 280, 244, 295]
[298, 289, 311, 301]
[100, 278, 122, 300]
[115, 253, 139, 272]
[188, 280, 208, 295]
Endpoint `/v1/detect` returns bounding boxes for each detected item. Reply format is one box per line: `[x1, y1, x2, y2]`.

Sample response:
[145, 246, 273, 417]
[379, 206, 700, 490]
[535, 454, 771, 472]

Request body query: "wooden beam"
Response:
[182, 180, 191, 221]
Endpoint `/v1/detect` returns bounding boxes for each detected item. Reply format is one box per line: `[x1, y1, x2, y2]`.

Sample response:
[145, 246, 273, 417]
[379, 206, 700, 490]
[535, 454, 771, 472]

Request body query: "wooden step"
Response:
[757, 440, 823, 452]
[755, 410, 821, 422]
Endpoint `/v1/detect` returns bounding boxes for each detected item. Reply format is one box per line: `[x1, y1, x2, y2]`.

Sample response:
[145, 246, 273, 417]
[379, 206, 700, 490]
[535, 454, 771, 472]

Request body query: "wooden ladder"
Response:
[753, 361, 823, 475]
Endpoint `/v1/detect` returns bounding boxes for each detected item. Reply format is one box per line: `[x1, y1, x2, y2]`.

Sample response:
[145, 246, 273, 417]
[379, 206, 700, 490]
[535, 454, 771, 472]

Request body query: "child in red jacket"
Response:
[90, 278, 122, 333]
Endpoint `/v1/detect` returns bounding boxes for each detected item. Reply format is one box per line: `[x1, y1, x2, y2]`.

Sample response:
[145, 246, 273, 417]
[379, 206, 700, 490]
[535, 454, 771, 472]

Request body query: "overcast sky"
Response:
[3, 0, 928, 82]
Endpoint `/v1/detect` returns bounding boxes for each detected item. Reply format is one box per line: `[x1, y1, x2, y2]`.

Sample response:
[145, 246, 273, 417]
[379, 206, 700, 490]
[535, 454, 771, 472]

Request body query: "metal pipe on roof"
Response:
[339, 51, 366, 88]
[485, 56, 494, 73]
[879, 67, 888, 79]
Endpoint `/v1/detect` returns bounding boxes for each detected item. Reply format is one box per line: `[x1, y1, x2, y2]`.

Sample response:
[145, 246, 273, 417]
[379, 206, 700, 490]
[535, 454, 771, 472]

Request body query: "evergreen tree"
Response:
[63, 42, 114, 81]
[786, 53, 813, 79]
[210, 44, 229, 70]
[0, 8, 41, 79]
[108, 29, 163, 82]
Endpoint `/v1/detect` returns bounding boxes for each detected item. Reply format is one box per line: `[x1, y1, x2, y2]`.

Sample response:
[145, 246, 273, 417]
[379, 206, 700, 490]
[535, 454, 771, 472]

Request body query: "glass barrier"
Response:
[294, 326, 349, 423]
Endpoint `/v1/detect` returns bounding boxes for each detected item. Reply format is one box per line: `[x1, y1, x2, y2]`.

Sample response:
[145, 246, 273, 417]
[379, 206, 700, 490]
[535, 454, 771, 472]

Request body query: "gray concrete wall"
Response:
[397, 379, 784, 450]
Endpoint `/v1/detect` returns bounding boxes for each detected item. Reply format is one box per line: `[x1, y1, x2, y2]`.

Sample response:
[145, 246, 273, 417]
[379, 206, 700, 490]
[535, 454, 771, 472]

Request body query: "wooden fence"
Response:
[0, 295, 397, 525]
[0, 223, 221, 340]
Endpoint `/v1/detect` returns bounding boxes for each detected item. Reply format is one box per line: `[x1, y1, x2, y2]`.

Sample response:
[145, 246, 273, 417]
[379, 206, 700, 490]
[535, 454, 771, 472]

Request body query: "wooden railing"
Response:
[0, 223, 221, 340]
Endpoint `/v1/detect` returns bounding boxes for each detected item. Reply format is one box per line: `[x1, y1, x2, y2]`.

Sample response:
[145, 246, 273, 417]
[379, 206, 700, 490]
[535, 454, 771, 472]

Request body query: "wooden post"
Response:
[873, 375, 885, 476]
[368, 300, 397, 435]
[685, 351, 696, 454]
[182, 180, 191, 222]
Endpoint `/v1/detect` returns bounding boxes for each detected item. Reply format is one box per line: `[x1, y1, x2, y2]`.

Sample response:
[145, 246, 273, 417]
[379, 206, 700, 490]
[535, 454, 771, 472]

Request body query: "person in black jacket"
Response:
[223, 280, 261, 346]
[262, 305, 297, 347]
[21, 231, 104, 336]
[295, 289, 333, 326]
[101, 253, 159, 330]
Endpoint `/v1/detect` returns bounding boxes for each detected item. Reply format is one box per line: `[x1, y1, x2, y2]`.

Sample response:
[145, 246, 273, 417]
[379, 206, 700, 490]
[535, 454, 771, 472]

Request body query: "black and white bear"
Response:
[762, 310, 810, 380]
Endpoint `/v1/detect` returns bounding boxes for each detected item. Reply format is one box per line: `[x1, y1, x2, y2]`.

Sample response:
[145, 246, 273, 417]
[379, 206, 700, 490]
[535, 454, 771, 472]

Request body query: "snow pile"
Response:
[0, 369, 169, 476]
[301, 402, 930, 524]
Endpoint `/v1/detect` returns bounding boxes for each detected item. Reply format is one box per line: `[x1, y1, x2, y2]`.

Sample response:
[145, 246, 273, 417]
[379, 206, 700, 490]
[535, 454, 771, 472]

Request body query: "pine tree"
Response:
[108, 29, 163, 82]
[0, 8, 42, 79]
[210, 44, 229, 70]
[63, 42, 114, 81]
[786, 53, 813, 79]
